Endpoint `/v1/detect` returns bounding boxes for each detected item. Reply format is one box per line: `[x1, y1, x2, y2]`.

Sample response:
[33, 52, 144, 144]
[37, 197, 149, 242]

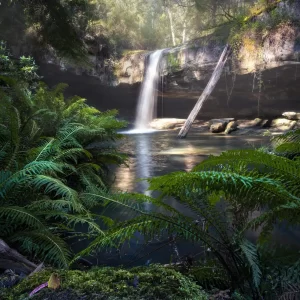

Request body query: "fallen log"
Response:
[0, 239, 37, 274]
[178, 44, 232, 138]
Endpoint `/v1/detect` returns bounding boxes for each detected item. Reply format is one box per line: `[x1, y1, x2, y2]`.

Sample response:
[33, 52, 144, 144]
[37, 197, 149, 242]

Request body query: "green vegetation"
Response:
[0, 43, 126, 267]
[1, 0, 300, 299]
[0, 0, 89, 63]
[0, 0, 262, 58]
[1, 265, 208, 300]
[74, 129, 300, 299]
[166, 52, 181, 73]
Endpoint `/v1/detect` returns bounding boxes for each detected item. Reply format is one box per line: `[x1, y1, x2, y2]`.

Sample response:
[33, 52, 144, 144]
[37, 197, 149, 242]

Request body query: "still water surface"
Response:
[113, 130, 268, 194]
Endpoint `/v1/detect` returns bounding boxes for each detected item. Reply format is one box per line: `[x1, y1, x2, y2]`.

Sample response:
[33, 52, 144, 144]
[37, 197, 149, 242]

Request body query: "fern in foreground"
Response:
[75, 130, 300, 299]
[0, 48, 127, 268]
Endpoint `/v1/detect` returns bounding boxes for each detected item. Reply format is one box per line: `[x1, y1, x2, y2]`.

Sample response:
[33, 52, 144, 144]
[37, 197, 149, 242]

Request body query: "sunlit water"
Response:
[113, 131, 268, 194]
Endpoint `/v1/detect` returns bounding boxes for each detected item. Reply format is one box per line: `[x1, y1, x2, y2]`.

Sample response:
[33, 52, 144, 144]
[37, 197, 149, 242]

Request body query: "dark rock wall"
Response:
[40, 61, 300, 123]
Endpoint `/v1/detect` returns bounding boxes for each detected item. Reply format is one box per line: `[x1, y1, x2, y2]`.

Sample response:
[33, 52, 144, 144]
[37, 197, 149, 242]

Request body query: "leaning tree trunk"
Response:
[0, 239, 37, 274]
[178, 44, 232, 138]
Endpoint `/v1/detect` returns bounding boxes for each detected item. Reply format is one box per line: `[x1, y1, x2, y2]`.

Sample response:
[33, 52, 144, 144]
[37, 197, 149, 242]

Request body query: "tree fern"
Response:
[9, 230, 71, 268]
[279, 284, 300, 300]
[0, 52, 127, 267]
[239, 239, 262, 289]
[0, 206, 45, 231]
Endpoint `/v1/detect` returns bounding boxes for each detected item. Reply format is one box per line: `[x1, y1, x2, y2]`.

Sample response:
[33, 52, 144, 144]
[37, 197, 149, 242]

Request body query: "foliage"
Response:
[72, 129, 300, 299]
[1, 265, 208, 300]
[0, 45, 127, 267]
[0, 41, 39, 85]
[228, 0, 299, 57]
[166, 52, 181, 73]
[0, 0, 89, 63]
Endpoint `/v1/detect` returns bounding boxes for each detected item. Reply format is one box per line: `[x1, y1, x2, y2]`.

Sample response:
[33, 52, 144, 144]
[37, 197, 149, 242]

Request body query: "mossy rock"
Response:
[1, 264, 208, 300]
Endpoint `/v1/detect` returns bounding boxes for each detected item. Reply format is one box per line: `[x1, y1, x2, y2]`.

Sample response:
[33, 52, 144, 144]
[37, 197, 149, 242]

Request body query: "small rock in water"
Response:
[225, 121, 238, 134]
[209, 118, 234, 133]
[210, 122, 227, 133]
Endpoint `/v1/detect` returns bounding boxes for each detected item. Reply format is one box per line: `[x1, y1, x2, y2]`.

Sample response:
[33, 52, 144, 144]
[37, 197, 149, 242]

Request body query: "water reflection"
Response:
[113, 131, 270, 194]
[135, 134, 152, 210]
[183, 144, 200, 171]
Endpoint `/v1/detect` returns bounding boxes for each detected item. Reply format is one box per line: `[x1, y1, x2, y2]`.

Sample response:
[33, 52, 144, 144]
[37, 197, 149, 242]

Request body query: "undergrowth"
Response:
[1, 265, 208, 300]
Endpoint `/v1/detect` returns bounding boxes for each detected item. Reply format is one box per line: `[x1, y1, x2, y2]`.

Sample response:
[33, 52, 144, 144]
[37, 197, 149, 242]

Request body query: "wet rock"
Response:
[210, 122, 227, 133]
[295, 120, 300, 129]
[225, 121, 238, 134]
[209, 118, 234, 124]
[150, 118, 186, 130]
[271, 118, 297, 130]
[209, 118, 233, 133]
[237, 118, 271, 128]
[282, 112, 300, 120]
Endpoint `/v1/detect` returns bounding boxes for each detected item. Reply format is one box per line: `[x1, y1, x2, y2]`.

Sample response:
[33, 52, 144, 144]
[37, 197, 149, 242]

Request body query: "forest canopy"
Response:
[0, 0, 262, 60]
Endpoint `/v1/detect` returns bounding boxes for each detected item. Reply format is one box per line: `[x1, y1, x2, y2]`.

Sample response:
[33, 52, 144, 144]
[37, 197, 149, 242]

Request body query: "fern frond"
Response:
[57, 123, 85, 144]
[51, 148, 92, 163]
[148, 171, 298, 210]
[30, 175, 83, 212]
[274, 142, 300, 158]
[0, 206, 45, 230]
[239, 239, 262, 289]
[192, 150, 300, 189]
[42, 212, 105, 236]
[9, 230, 71, 268]
[27, 199, 78, 213]
[272, 129, 300, 147]
[81, 191, 180, 216]
[33, 138, 55, 161]
[279, 283, 300, 300]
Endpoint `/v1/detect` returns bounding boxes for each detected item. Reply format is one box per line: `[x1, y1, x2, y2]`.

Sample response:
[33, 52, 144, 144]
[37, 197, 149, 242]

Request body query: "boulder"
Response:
[271, 118, 297, 130]
[225, 121, 238, 134]
[295, 120, 300, 129]
[282, 112, 300, 120]
[150, 118, 186, 130]
[209, 118, 234, 125]
[210, 122, 227, 133]
[238, 118, 271, 128]
[209, 118, 233, 133]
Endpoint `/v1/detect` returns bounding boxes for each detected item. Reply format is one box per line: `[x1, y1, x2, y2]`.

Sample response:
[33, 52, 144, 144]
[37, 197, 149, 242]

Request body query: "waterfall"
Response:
[134, 49, 164, 132]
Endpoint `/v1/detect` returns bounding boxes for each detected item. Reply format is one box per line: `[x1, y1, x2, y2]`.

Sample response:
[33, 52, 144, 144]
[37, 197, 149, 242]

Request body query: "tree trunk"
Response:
[178, 44, 231, 138]
[166, 6, 176, 46]
[182, 18, 187, 44]
[0, 239, 37, 274]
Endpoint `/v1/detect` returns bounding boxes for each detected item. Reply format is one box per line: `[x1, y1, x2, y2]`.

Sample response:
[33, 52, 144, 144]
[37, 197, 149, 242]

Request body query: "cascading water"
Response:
[133, 49, 164, 132]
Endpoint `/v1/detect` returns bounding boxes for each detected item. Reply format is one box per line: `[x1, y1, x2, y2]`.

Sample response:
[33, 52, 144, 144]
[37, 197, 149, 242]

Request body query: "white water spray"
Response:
[133, 49, 164, 132]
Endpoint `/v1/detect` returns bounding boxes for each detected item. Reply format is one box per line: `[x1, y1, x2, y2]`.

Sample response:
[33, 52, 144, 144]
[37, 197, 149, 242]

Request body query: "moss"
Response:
[1, 265, 208, 300]
[227, 0, 299, 53]
[166, 52, 181, 73]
